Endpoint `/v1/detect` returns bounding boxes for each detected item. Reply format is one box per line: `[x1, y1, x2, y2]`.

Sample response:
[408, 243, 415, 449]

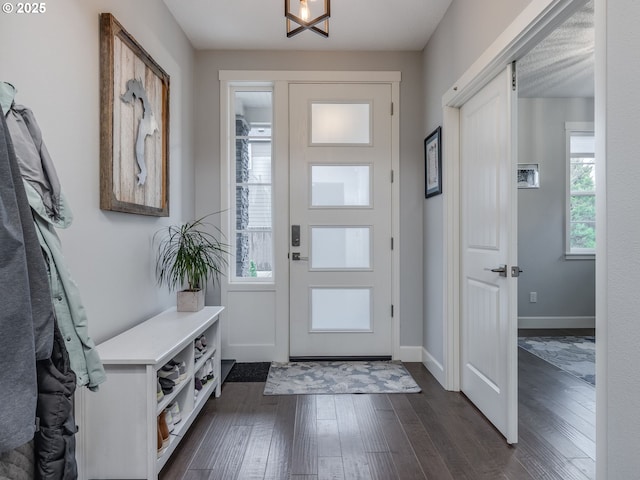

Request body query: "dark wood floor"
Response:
[160, 351, 595, 480]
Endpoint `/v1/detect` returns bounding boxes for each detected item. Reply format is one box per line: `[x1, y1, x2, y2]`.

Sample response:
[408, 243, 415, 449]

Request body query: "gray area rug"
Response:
[518, 336, 595, 386]
[263, 361, 421, 395]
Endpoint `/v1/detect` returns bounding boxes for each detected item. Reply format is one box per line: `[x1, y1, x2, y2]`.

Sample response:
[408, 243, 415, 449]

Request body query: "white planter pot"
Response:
[177, 289, 205, 312]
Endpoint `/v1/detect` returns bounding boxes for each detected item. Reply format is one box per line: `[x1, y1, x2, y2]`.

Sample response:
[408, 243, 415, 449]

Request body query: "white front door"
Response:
[289, 83, 393, 358]
[460, 65, 518, 443]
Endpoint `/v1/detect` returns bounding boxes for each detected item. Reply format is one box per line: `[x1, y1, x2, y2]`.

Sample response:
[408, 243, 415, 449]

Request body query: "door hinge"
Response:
[391, 169, 394, 183]
[391, 305, 394, 317]
[391, 237, 394, 250]
[511, 61, 517, 91]
[391, 102, 394, 116]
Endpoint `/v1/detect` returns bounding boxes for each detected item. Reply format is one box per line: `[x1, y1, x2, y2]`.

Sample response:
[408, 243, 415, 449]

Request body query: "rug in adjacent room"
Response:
[263, 361, 422, 395]
[518, 336, 595, 386]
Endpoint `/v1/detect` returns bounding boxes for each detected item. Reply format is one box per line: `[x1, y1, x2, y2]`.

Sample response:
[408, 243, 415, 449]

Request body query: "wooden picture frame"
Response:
[99, 13, 170, 216]
[425, 126, 442, 198]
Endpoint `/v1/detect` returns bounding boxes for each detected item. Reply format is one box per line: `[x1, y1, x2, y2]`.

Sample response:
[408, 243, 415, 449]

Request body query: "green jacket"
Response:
[3, 82, 105, 390]
[26, 184, 106, 390]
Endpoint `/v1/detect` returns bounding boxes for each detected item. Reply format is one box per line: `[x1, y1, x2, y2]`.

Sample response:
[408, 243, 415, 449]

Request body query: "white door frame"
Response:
[219, 71, 402, 362]
[441, 0, 602, 463]
[442, 0, 608, 472]
[448, 5, 607, 477]
[441, 0, 590, 389]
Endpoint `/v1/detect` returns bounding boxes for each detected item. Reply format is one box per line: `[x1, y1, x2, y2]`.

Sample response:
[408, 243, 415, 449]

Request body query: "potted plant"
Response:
[154, 214, 229, 312]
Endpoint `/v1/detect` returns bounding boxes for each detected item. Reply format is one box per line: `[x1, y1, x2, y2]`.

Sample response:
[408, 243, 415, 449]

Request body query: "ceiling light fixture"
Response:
[285, 0, 330, 38]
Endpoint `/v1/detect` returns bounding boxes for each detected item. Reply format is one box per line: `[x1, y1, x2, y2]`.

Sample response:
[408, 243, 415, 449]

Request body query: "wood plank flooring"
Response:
[160, 351, 595, 480]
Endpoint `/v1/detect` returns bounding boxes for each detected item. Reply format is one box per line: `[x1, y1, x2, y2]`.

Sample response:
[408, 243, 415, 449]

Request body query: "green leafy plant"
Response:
[154, 214, 230, 292]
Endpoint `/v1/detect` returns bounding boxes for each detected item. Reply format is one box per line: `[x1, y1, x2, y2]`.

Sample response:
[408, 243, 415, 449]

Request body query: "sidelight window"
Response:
[232, 89, 274, 279]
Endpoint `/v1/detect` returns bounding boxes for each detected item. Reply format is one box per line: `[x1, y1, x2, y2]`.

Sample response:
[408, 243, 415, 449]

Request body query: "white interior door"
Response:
[289, 83, 393, 358]
[460, 65, 518, 443]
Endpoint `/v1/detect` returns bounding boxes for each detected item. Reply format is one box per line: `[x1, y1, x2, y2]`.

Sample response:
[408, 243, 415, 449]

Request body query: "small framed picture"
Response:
[425, 126, 442, 198]
[517, 163, 540, 189]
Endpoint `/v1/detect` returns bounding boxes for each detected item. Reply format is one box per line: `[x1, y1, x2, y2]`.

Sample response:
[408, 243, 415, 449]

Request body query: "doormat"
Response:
[518, 336, 595, 386]
[225, 362, 271, 382]
[263, 361, 421, 395]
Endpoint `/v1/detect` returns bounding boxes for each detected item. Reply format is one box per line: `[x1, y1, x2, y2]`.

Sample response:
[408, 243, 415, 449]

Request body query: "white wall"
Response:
[1, 0, 195, 343]
[518, 97, 595, 323]
[598, 0, 640, 476]
[194, 50, 425, 349]
[421, 0, 533, 370]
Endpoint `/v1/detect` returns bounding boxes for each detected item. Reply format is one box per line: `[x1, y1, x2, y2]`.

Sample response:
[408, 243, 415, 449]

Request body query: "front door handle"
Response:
[291, 252, 308, 261]
[490, 265, 508, 277]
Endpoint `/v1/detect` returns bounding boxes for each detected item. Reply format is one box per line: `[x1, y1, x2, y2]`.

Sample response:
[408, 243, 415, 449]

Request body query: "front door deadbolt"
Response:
[291, 225, 300, 247]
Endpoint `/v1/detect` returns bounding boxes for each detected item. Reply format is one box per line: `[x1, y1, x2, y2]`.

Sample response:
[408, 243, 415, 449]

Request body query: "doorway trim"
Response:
[219, 70, 402, 362]
[441, 0, 604, 467]
[441, 0, 589, 392]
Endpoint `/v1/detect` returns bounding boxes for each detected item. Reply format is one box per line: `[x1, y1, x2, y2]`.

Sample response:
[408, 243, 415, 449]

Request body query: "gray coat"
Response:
[0, 102, 54, 454]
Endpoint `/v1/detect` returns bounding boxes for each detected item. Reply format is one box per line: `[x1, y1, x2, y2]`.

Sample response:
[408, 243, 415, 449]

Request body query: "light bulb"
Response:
[300, 0, 309, 21]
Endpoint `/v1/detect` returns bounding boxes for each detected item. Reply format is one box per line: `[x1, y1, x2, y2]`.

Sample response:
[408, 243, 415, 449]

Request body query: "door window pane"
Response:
[311, 227, 371, 269]
[311, 288, 372, 331]
[311, 165, 371, 206]
[311, 102, 371, 144]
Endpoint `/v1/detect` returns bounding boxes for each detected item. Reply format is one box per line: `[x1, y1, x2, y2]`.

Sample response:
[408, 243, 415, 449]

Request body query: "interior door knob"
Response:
[490, 265, 508, 277]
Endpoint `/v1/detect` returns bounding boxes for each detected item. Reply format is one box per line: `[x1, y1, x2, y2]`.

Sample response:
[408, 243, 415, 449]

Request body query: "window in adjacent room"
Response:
[232, 89, 273, 280]
[566, 122, 595, 257]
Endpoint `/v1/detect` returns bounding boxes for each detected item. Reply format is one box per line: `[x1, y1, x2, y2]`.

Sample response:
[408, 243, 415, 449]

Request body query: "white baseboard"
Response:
[226, 346, 429, 363]
[422, 347, 446, 388]
[399, 346, 423, 362]
[222, 344, 276, 362]
[518, 316, 595, 329]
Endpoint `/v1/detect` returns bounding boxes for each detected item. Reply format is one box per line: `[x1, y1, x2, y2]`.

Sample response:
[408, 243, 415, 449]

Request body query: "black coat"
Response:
[35, 320, 77, 480]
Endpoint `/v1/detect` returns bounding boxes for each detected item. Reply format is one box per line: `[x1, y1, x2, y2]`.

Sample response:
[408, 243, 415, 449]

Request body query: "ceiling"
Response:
[518, 0, 594, 97]
[163, 0, 594, 98]
[163, 0, 453, 51]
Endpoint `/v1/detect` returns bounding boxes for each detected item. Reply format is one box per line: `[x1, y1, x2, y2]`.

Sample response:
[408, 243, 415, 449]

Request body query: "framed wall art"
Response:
[99, 13, 170, 216]
[424, 126, 442, 198]
[517, 163, 540, 189]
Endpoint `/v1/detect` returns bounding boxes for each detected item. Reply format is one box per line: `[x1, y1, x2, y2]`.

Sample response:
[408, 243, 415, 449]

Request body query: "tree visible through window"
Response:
[566, 123, 595, 255]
